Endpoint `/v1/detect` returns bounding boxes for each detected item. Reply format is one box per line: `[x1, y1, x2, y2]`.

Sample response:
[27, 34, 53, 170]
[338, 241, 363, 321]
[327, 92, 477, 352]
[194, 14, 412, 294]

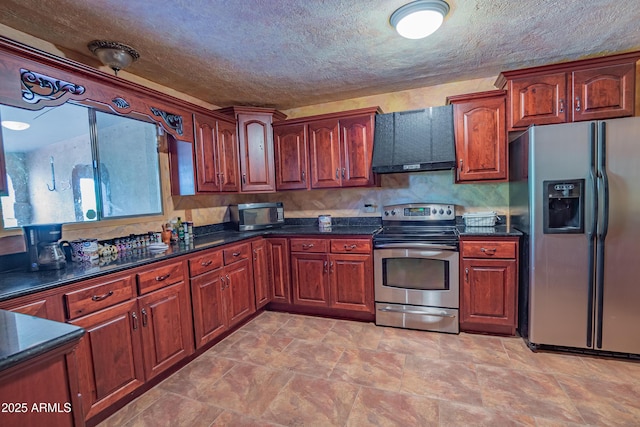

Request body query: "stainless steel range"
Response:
[374, 203, 459, 334]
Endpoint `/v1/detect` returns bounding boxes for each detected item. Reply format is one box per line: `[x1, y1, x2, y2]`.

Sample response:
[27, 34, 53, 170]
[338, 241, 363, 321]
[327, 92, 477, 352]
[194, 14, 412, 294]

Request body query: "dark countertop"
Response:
[457, 224, 522, 237]
[0, 309, 85, 373]
[0, 224, 381, 303]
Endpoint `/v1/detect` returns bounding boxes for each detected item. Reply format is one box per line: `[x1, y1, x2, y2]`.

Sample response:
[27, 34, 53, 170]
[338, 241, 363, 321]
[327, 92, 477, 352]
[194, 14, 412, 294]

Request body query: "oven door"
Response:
[374, 245, 459, 309]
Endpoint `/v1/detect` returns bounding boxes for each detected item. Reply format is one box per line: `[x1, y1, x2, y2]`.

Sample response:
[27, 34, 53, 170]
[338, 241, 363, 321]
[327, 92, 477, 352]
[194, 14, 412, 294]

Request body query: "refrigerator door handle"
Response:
[586, 122, 598, 348]
[595, 121, 609, 349]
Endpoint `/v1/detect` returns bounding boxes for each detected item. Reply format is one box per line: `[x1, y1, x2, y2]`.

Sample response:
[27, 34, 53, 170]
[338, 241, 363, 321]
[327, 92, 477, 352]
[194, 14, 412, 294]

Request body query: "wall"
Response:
[0, 24, 505, 246]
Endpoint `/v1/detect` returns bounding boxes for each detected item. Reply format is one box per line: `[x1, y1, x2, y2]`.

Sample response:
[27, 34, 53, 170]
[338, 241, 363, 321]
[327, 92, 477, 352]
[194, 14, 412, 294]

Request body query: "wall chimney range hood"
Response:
[372, 105, 456, 173]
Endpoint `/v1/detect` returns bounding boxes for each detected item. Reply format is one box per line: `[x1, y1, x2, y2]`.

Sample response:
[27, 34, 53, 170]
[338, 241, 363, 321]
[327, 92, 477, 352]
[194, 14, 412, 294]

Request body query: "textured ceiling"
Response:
[0, 0, 639, 110]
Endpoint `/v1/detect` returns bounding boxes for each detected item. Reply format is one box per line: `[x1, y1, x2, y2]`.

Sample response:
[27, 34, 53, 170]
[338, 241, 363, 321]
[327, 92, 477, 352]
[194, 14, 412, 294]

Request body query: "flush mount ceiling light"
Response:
[1, 120, 30, 131]
[390, 0, 450, 39]
[88, 40, 140, 75]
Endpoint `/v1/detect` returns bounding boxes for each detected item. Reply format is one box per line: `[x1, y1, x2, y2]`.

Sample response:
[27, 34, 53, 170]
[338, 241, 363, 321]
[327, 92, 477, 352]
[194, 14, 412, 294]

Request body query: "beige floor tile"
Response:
[438, 400, 537, 427]
[213, 331, 292, 365]
[376, 325, 441, 358]
[322, 318, 384, 350]
[121, 393, 222, 427]
[346, 386, 439, 427]
[330, 347, 406, 391]
[273, 313, 337, 341]
[262, 374, 359, 426]
[210, 410, 283, 426]
[97, 387, 167, 427]
[272, 338, 344, 378]
[158, 356, 236, 400]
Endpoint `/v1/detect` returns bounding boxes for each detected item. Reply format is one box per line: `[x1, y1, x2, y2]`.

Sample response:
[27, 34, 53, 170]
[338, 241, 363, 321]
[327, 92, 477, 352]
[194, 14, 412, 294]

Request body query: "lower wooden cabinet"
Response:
[251, 239, 270, 309]
[290, 237, 373, 313]
[0, 292, 65, 321]
[460, 237, 519, 335]
[267, 238, 291, 304]
[189, 242, 256, 349]
[70, 299, 145, 420]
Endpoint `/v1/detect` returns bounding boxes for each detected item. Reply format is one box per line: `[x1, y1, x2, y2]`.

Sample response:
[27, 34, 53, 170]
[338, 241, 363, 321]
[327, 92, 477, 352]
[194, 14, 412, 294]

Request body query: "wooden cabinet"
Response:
[137, 281, 194, 380]
[273, 123, 309, 190]
[290, 237, 373, 313]
[273, 107, 380, 191]
[252, 238, 270, 309]
[0, 292, 65, 321]
[194, 112, 239, 193]
[70, 299, 144, 420]
[188, 242, 256, 349]
[217, 106, 286, 193]
[448, 90, 507, 183]
[496, 52, 640, 130]
[460, 237, 519, 335]
[267, 238, 291, 304]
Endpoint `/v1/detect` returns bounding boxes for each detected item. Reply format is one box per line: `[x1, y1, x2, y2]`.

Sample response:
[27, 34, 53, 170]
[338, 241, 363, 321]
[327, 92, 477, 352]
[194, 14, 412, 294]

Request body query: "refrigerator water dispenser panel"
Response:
[543, 179, 585, 234]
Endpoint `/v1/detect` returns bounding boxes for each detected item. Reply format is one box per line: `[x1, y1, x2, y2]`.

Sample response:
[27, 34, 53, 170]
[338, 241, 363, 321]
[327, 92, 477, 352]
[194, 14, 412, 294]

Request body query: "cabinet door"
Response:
[339, 115, 376, 187]
[252, 239, 271, 309]
[274, 123, 309, 190]
[217, 119, 240, 192]
[237, 113, 275, 192]
[453, 95, 507, 182]
[190, 269, 227, 349]
[268, 238, 291, 304]
[291, 253, 329, 307]
[509, 73, 567, 129]
[224, 258, 256, 327]
[194, 113, 221, 192]
[572, 63, 636, 122]
[70, 300, 144, 420]
[329, 253, 373, 313]
[460, 258, 517, 333]
[138, 281, 194, 380]
[0, 294, 65, 321]
[308, 119, 341, 188]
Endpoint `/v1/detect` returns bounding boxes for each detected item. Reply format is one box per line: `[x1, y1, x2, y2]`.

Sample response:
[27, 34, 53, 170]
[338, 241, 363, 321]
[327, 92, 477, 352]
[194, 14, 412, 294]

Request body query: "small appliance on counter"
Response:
[229, 202, 284, 231]
[23, 223, 67, 271]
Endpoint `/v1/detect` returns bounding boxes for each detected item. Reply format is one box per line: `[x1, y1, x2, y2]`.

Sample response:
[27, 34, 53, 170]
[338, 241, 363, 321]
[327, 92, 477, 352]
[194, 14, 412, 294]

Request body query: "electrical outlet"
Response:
[363, 203, 376, 213]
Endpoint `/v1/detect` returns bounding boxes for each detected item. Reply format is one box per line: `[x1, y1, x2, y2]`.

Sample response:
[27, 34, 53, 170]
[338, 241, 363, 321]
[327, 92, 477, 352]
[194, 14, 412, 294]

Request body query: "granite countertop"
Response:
[0, 309, 85, 373]
[0, 223, 381, 303]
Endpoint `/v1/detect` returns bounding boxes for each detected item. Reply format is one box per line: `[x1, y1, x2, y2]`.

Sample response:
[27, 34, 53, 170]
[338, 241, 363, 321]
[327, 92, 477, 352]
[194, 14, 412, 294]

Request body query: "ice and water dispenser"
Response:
[543, 179, 584, 234]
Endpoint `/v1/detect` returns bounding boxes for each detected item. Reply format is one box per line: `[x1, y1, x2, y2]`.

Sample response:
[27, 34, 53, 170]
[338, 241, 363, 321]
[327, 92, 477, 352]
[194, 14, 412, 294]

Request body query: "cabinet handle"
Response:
[342, 168, 345, 178]
[335, 168, 340, 179]
[155, 273, 171, 281]
[480, 247, 497, 255]
[465, 268, 469, 283]
[457, 159, 463, 181]
[253, 249, 257, 261]
[575, 96, 581, 112]
[220, 276, 226, 290]
[302, 243, 314, 250]
[330, 261, 334, 274]
[559, 99, 565, 113]
[141, 308, 148, 327]
[344, 244, 357, 251]
[324, 260, 328, 273]
[301, 170, 305, 183]
[201, 260, 213, 267]
[220, 173, 225, 184]
[91, 290, 113, 301]
[132, 311, 138, 330]
[232, 252, 241, 257]
[226, 275, 231, 289]
[242, 173, 246, 184]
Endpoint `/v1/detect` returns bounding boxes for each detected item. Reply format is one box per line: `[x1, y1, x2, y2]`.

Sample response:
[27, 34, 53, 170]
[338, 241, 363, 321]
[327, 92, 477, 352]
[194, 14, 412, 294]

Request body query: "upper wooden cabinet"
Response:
[218, 106, 286, 193]
[273, 107, 381, 191]
[193, 112, 239, 193]
[496, 52, 640, 130]
[447, 90, 507, 183]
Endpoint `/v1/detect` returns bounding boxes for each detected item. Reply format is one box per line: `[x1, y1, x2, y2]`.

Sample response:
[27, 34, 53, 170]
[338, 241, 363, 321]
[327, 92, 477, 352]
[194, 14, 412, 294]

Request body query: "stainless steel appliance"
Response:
[229, 202, 285, 231]
[374, 203, 459, 333]
[510, 117, 640, 355]
[23, 223, 67, 271]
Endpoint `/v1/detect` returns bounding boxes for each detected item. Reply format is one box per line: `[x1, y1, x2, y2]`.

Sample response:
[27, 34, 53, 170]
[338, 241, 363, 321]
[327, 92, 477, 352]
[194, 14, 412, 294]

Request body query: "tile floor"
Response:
[97, 311, 640, 427]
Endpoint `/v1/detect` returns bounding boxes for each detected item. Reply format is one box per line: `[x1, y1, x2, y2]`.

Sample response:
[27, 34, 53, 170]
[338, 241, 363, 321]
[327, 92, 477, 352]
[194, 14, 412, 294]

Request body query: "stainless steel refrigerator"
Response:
[509, 116, 640, 355]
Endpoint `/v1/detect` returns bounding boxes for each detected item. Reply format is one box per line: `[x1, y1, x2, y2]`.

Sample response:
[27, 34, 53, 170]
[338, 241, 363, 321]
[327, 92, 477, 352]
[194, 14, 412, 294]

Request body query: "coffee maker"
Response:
[23, 223, 67, 271]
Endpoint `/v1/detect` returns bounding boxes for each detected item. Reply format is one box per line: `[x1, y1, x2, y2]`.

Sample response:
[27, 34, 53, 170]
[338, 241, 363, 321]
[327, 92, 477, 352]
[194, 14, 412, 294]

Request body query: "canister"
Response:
[318, 214, 332, 232]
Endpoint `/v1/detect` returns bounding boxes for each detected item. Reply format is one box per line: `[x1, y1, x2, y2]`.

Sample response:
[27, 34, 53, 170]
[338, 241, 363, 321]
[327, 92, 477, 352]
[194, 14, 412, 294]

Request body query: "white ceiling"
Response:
[0, 0, 639, 110]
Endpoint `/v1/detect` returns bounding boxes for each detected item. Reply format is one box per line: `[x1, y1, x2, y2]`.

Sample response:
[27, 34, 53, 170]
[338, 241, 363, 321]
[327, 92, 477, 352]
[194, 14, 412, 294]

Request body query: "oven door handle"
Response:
[377, 306, 457, 318]
[374, 242, 458, 251]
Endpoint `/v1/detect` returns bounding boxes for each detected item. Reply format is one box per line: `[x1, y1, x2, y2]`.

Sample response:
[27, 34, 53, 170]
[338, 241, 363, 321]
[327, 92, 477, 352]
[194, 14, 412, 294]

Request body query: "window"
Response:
[0, 102, 162, 228]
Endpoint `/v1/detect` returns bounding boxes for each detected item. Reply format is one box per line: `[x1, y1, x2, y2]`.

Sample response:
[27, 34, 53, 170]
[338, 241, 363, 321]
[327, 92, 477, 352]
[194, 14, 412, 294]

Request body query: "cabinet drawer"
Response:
[330, 239, 371, 254]
[462, 241, 516, 259]
[223, 242, 250, 265]
[65, 275, 134, 319]
[137, 261, 185, 294]
[290, 238, 329, 253]
[189, 250, 223, 276]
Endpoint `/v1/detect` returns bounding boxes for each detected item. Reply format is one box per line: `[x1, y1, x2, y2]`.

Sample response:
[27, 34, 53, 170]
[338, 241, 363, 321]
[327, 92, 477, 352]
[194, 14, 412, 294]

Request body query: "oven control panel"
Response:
[382, 203, 455, 221]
